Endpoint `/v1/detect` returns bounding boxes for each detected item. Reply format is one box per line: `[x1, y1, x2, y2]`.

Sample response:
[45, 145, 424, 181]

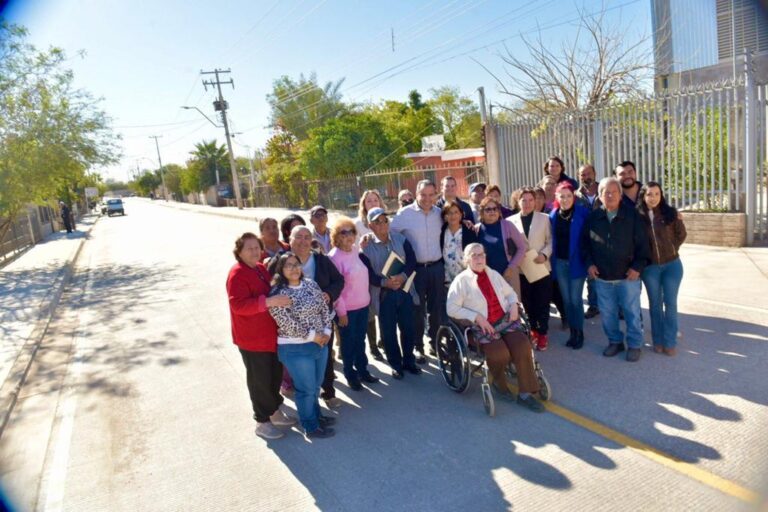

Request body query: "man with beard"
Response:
[575, 164, 600, 319]
[615, 161, 643, 208]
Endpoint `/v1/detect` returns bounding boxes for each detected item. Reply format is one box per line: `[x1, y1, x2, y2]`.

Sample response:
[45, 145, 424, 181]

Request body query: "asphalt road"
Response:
[1, 198, 766, 511]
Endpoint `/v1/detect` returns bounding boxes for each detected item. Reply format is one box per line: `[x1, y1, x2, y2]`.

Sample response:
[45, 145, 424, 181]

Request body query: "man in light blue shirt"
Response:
[390, 179, 445, 360]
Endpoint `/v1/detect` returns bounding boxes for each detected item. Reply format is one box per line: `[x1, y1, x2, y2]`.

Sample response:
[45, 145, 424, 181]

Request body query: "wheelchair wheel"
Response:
[436, 324, 470, 393]
[537, 374, 552, 402]
[481, 382, 495, 417]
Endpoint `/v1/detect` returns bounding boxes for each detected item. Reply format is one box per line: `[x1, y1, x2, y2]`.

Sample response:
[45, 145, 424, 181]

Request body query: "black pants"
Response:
[414, 262, 446, 350]
[521, 274, 552, 335]
[239, 348, 283, 423]
[320, 331, 336, 400]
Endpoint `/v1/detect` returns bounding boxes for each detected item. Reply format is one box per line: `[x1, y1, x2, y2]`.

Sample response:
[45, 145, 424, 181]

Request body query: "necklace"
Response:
[559, 208, 573, 221]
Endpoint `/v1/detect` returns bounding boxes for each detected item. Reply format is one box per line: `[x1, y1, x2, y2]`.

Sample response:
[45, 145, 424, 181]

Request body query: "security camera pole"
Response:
[201, 68, 243, 209]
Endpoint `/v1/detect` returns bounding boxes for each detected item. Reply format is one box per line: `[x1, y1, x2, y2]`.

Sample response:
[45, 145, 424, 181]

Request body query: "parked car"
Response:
[106, 198, 125, 216]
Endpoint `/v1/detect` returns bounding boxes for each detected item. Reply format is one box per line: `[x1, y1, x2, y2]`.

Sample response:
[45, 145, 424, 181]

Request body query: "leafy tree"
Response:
[365, 93, 442, 153]
[0, 22, 118, 236]
[299, 113, 403, 178]
[262, 162, 310, 207]
[162, 163, 184, 199]
[427, 86, 482, 149]
[266, 72, 346, 141]
[189, 139, 228, 188]
[135, 171, 161, 196]
[408, 89, 426, 111]
[180, 161, 203, 195]
[264, 131, 299, 166]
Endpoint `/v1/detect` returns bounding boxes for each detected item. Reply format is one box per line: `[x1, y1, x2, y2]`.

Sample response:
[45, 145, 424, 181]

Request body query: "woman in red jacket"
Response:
[226, 232, 296, 440]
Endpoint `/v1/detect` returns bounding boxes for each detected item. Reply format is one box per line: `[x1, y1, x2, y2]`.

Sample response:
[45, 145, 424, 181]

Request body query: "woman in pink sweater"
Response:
[328, 216, 378, 391]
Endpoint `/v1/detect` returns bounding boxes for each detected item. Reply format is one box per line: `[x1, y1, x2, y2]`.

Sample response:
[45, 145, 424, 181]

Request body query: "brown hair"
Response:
[519, 187, 536, 201]
[440, 200, 464, 221]
[233, 232, 263, 262]
[543, 156, 565, 175]
[330, 216, 357, 248]
[357, 189, 384, 228]
[486, 184, 502, 196]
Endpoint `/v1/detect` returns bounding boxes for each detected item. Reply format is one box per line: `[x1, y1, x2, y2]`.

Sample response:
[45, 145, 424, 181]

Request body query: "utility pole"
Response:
[149, 135, 168, 201]
[201, 68, 243, 209]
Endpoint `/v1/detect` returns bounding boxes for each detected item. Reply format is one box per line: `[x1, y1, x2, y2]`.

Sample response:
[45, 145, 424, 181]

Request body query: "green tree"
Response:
[0, 22, 118, 236]
[162, 163, 184, 199]
[135, 171, 161, 196]
[180, 161, 203, 195]
[300, 113, 403, 178]
[264, 132, 299, 165]
[365, 93, 441, 153]
[427, 86, 482, 149]
[189, 139, 228, 188]
[267, 72, 346, 141]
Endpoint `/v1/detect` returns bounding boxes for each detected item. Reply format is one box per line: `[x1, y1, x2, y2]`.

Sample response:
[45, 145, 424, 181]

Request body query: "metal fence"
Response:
[1, 205, 61, 266]
[486, 52, 767, 244]
[251, 163, 486, 212]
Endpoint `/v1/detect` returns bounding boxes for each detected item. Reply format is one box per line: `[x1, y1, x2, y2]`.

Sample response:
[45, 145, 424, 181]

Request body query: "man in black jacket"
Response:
[581, 177, 650, 362]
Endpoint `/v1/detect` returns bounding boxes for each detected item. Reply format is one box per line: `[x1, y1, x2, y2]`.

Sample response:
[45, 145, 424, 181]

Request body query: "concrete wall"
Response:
[682, 212, 746, 247]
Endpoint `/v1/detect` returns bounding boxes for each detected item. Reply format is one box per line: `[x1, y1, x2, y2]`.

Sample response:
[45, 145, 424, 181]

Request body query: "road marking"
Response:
[539, 398, 761, 504]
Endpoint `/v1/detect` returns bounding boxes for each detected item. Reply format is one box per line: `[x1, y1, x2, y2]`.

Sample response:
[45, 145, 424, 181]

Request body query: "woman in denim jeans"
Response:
[549, 183, 590, 349]
[637, 182, 687, 356]
[269, 253, 336, 439]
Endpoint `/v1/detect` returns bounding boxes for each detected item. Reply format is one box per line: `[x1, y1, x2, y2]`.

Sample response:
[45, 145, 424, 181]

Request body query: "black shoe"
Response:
[348, 380, 363, 391]
[360, 374, 380, 384]
[584, 306, 600, 319]
[492, 382, 516, 402]
[319, 415, 336, 427]
[626, 348, 642, 362]
[391, 369, 405, 380]
[517, 394, 545, 413]
[602, 343, 625, 357]
[565, 328, 576, 347]
[370, 350, 384, 361]
[572, 330, 584, 350]
[414, 348, 427, 364]
[404, 365, 422, 375]
[306, 426, 335, 439]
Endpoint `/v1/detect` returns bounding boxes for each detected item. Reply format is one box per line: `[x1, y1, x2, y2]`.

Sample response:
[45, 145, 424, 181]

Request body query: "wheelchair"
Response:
[435, 307, 552, 417]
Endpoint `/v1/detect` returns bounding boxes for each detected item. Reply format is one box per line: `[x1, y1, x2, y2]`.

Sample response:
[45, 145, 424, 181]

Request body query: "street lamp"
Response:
[180, 106, 221, 128]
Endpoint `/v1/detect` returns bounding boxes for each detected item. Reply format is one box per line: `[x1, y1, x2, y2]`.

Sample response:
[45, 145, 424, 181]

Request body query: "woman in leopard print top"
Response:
[268, 252, 336, 438]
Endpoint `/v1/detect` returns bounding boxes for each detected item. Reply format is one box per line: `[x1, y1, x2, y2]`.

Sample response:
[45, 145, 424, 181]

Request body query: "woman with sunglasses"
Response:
[328, 216, 378, 391]
[476, 196, 527, 298]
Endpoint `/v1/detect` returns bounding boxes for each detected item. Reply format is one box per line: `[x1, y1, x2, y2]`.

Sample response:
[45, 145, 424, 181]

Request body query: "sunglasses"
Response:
[339, 229, 356, 236]
[483, 207, 499, 213]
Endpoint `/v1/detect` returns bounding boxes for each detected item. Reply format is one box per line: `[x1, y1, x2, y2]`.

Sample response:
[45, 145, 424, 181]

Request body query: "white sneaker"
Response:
[255, 422, 284, 439]
[324, 397, 343, 409]
[270, 409, 297, 427]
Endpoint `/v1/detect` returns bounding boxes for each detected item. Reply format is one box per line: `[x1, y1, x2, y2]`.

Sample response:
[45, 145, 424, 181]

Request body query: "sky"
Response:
[3, 0, 652, 182]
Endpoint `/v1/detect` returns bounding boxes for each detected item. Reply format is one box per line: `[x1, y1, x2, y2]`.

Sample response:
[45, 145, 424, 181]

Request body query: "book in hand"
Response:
[381, 251, 415, 294]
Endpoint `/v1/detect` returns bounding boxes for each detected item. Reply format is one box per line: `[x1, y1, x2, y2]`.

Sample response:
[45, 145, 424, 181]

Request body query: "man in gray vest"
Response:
[362, 207, 422, 379]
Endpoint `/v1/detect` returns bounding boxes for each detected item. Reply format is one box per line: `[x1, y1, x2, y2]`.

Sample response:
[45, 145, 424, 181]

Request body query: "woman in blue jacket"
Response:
[549, 182, 589, 349]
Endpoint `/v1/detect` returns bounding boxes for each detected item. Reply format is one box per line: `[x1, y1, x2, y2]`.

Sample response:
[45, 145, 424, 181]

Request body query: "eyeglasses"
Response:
[284, 262, 302, 270]
[470, 252, 486, 258]
[339, 229, 356, 236]
[482, 207, 498, 213]
[372, 217, 389, 225]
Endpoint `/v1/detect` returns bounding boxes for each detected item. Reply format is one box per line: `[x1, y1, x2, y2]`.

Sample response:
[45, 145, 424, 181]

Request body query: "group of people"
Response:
[226, 156, 687, 440]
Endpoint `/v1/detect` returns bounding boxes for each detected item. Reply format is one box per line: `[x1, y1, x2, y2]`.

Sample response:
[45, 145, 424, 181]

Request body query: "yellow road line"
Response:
[509, 383, 762, 504]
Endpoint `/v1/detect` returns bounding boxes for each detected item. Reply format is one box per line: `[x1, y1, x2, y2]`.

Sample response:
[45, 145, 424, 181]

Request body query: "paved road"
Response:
[1, 198, 766, 511]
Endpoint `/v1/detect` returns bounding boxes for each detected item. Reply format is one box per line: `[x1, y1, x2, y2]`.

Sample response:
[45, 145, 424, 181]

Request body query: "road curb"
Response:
[0, 216, 99, 439]
[145, 198, 356, 222]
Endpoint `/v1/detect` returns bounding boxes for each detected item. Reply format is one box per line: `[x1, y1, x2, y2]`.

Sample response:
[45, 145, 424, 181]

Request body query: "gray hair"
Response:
[598, 177, 621, 198]
[462, 242, 485, 265]
[289, 225, 312, 240]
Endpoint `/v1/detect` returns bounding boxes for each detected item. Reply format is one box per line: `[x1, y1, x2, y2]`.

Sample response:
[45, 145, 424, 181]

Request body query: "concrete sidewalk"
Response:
[0, 215, 99, 436]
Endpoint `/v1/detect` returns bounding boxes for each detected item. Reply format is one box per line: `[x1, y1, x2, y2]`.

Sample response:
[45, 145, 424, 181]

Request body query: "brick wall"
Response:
[682, 212, 746, 247]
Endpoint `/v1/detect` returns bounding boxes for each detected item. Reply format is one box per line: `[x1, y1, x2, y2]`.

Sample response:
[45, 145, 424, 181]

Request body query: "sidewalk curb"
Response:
[0, 216, 99, 439]
[144, 198, 356, 222]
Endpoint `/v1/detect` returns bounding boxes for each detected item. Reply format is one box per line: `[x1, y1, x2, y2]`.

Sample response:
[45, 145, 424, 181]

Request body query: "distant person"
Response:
[575, 164, 601, 319]
[637, 182, 687, 356]
[328, 216, 378, 391]
[361, 207, 422, 379]
[533, 187, 548, 214]
[581, 177, 650, 362]
[543, 156, 578, 189]
[485, 185, 514, 218]
[280, 214, 306, 245]
[309, 205, 331, 254]
[398, 189, 414, 209]
[268, 252, 336, 439]
[226, 233, 296, 440]
[59, 201, 73, 233]
[615, 160, 642, 207]
[258, 217, 288, 261]
[549, 183, 589, 350]
[510, 188, 553, 351]
[390, 179, 445, 362]
[436, 176, 473, 221]
[468, 182, 487, 223]
[476, 196, 527, 298]
[508, 189, 522, 216]
[440, 200, 479, 288]
[537, 176, 557, 212]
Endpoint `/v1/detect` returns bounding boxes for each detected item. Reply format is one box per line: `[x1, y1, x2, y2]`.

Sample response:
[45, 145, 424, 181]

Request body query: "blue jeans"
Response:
[336, 307, 370, 384]
[586, 277, 598, 308]
[642, 258, 684, 348]
[554, 259, 586, 330]
[277, 342, 328, 432]
[378, 289, 416, 371]
[594, 278, 643, 348]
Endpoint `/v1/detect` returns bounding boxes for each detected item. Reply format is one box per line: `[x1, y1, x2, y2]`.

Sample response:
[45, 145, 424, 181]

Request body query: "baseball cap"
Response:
[469, 182, 487, 194]
[309, 205, 328, 217]
[367, 207, 387, 223]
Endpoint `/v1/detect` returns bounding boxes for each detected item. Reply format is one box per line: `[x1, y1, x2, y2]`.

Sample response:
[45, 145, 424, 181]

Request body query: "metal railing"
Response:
[1, 205, 64, 266]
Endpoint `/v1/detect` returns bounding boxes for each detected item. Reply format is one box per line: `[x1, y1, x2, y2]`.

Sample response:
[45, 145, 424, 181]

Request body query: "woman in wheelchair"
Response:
[446, 243, 545, 413]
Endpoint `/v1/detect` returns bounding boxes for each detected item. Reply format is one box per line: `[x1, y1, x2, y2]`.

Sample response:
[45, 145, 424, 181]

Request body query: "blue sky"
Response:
[3, 0, 651, 181]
